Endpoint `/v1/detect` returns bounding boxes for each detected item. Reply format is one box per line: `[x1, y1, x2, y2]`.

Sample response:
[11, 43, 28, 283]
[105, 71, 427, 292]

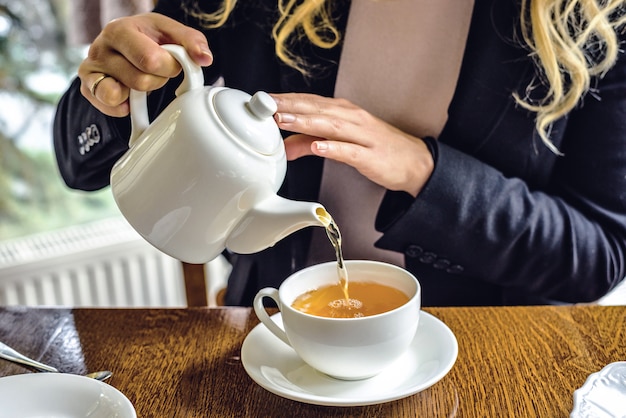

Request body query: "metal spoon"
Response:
[0, 341, 112, 381]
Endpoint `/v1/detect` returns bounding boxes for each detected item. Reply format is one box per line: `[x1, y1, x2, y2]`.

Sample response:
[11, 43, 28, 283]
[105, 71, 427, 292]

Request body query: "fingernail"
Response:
[315, 142, 328, 151]
[200, 47, 213, 63]
[276, 113, 296, 123]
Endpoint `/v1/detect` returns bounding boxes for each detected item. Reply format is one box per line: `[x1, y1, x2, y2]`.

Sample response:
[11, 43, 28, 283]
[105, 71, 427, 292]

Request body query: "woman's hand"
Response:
[272, 93, 434, 197]
[78, 13, 213, 117]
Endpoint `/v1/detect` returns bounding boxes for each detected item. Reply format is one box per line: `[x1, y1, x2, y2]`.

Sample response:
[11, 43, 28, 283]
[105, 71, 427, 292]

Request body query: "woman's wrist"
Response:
[404, 136, 436, 198]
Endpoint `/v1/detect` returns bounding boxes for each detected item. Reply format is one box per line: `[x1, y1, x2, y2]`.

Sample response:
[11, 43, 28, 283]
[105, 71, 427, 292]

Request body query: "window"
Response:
[0, 0, 151, 240]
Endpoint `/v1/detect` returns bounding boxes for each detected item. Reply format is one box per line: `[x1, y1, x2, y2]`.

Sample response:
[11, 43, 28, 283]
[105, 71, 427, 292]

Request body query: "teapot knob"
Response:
[213, 88, 282, 155]
[248, 92, 277, 119]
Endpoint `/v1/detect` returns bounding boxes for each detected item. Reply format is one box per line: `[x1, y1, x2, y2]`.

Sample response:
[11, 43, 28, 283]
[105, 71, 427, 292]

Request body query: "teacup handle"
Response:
[253, 288, 291, 347]
[128, 44, 205, 147]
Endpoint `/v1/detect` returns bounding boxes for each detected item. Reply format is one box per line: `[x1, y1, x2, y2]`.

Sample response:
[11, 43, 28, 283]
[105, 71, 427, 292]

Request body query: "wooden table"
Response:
[0, 305, 624, 417]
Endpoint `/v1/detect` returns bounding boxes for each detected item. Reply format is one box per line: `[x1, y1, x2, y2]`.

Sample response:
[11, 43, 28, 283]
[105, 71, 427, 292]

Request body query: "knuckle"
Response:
[100, 17, 127, 41]
[334, 97, 354, 108]
[329, 116, 346, 134]
[352, 107, 372, 123]
[346, 146, 362, 163]
[136, 52, 167, 74]
[100, 83, 126, 105]
[131, 73, 161, 92]
[302, 115, 316, 130]
[85, 43, 106, 64]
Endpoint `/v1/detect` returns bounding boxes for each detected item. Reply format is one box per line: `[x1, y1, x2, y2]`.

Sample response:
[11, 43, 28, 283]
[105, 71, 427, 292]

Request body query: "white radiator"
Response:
[7, 217, 619, 307]
[0, 217, 187, 307]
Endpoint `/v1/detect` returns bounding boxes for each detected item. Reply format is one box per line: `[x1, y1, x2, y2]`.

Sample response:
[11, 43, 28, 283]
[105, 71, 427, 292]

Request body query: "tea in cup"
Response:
[291, 280, 410, 318]
[253, 260, 421, 380]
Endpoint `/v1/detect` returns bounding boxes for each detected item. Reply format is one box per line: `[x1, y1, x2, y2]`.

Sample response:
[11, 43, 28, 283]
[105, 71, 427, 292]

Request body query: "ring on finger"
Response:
[90, 74, 112, 98]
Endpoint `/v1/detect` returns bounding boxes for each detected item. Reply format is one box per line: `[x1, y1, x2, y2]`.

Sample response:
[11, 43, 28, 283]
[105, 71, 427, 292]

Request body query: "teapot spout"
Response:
[226, 195, 327, 254]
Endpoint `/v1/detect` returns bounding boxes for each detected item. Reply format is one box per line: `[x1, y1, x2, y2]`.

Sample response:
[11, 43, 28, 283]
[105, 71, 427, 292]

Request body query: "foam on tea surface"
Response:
[291, 281, 409, 318]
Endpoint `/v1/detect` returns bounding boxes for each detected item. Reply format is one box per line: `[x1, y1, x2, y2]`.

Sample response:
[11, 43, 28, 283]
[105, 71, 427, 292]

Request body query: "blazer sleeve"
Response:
[53, 77, 131, 191]
[375, 45, 626, 303]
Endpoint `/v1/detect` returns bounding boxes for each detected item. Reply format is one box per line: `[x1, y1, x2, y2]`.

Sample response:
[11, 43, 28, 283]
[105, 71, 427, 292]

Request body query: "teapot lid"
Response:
[213, 89, 282, 155]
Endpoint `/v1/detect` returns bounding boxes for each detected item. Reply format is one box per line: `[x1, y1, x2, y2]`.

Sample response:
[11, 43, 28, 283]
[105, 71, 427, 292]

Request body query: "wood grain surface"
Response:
[0, 305, 624, 417]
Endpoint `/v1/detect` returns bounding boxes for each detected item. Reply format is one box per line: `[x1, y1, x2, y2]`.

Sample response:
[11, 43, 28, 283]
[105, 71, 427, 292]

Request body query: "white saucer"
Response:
[571, 361, 626, 418]
[241, 311, 458, 406]
[0, 373, 136, 418]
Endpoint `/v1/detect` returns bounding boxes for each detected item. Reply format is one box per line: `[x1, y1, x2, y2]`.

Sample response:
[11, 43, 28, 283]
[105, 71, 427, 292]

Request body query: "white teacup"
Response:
[253, 260, 421, 380]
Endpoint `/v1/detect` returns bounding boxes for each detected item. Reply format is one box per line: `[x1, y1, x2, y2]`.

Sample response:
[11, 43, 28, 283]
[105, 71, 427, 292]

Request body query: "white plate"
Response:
[241, 311, 458, 406]
[0, 373, 136, 418]
[571, 361, 626, 418]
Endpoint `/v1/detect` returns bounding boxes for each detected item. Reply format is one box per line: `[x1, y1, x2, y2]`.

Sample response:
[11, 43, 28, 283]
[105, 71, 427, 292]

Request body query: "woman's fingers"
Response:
[77, 13, 213, 116]
[282, 134, 318, 160]
[80, 73, 130, 117]
[98, 13, 212, 80]
[274, 93, 434, 197]
[274, 93, 372, 146]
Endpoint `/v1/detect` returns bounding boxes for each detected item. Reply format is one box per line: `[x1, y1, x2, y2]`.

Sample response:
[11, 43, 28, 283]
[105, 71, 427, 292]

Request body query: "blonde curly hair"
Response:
[517, 0, 626, 153]
[185, 0, 625, 153]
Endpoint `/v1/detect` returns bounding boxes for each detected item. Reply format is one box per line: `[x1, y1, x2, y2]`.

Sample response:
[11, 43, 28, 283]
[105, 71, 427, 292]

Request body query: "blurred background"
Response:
[0, 0, 153, 239]
[0, 0, 230, 308]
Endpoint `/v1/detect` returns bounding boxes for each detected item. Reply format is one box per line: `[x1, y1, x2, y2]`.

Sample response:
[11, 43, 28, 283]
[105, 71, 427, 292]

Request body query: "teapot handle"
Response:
[129, 44, 205, 147]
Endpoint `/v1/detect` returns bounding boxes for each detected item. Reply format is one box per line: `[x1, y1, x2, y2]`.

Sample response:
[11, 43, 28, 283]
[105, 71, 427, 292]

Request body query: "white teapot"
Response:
[110, 44, 326, 264]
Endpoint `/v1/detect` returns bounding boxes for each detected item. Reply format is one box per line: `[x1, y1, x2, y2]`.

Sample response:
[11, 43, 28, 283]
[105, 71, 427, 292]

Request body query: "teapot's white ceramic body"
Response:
[110, 45, 326, 264]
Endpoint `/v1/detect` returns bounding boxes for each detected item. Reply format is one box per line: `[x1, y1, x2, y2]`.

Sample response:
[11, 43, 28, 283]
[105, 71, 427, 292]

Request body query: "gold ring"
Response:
[90, 74, 111, 97]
